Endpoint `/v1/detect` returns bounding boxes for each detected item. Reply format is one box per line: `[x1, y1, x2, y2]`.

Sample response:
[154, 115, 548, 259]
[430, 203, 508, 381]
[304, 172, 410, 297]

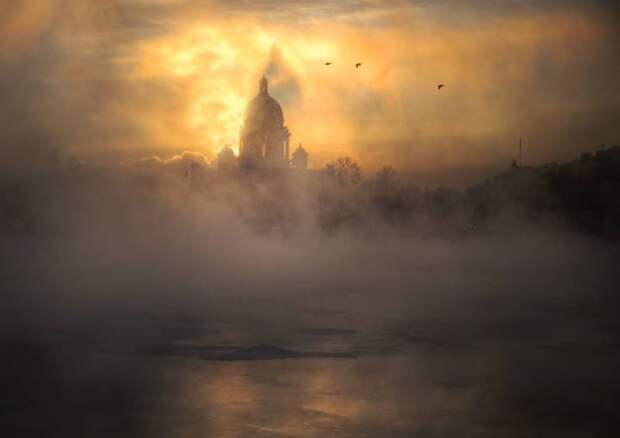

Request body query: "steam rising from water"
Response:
[2, 1, 620, 435]
[2, 163, 619, 436]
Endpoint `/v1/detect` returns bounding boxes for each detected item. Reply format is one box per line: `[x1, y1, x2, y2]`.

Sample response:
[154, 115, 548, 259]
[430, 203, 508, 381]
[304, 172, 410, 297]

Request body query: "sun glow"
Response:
[128, 20, 355, 157]
[119, 8, 612, 172]
[130, 24, 268, 154]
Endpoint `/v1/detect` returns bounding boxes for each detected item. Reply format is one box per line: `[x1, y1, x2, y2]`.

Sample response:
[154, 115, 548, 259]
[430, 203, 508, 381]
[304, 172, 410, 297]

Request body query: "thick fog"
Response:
[2, 160, 619, 437]
[2, 1, 619, 435]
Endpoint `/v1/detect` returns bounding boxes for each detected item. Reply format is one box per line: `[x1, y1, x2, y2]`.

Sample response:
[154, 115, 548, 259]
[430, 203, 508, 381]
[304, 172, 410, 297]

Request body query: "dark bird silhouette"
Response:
[325, 62, 332, 66]
[437, 84, 445, 90]
[355, 63, 362, 68]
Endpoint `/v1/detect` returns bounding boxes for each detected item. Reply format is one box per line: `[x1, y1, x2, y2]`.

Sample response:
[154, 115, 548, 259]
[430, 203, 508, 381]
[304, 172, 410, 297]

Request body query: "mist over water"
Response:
[2, 1, 620, 435]
[2, 162, 619, 437]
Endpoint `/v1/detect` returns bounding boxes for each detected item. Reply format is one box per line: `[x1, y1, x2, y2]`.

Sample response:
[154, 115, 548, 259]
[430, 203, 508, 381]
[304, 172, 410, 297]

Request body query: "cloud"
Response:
[0, 0, 618, 183]
[262, 46, 302, 109]
[124, 150, 213, 170]
[2, 3, 619, 435]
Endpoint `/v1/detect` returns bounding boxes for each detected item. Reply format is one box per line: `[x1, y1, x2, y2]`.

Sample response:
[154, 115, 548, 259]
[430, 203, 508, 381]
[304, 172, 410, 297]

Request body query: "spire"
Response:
[259, 76, 268, 95]
[294, 142, 307, 156]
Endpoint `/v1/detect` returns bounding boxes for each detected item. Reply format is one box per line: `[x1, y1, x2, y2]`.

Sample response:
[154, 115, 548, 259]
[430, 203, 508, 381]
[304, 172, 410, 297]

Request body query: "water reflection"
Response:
[119, 307, 619, 438]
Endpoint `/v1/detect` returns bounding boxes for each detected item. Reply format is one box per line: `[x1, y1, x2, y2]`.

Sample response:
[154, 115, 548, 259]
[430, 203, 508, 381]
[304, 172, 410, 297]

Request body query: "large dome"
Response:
[242, 77, 283, 134]
[239, 77, 290, 168]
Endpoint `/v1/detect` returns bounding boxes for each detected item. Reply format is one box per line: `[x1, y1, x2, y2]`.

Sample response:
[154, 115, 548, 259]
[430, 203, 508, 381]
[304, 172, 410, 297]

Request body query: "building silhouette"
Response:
[215, 77, 310, 174]
[292, 143, 308, 171]
[239, 77, 294, 170]
[217, 145, 237, 173]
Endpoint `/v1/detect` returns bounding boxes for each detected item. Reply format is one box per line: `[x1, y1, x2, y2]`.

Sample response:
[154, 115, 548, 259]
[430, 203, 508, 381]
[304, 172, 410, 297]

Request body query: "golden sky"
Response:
[2, 0, 620, 183]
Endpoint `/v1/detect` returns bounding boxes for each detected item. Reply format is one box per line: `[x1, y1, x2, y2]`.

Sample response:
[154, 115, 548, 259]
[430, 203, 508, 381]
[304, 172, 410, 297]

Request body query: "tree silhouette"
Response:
[325, 157, 362, 186]
[374, 166, 399, 191]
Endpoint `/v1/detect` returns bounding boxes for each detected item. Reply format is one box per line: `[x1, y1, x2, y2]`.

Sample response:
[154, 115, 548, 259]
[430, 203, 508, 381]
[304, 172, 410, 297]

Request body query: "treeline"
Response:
[309, 145, 620, 238]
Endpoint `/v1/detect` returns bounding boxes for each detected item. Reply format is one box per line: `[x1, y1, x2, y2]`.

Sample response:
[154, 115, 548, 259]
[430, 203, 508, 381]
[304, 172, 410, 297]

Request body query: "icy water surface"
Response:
[10, 293, 616, 438]
[4, 234, 620, 437]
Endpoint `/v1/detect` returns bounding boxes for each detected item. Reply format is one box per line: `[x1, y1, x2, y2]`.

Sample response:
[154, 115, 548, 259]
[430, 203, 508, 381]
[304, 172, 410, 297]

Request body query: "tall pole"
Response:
[519, 138, 523, 168]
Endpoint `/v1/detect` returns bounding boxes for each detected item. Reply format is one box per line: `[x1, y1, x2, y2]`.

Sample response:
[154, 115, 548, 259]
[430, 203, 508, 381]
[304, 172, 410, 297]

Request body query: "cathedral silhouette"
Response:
[218, 77, 308, 172]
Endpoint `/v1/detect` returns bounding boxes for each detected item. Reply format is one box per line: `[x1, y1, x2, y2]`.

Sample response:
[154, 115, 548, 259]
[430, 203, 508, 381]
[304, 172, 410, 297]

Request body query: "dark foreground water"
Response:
[5, 292, 620, 438]
[3, 232, 620, 437]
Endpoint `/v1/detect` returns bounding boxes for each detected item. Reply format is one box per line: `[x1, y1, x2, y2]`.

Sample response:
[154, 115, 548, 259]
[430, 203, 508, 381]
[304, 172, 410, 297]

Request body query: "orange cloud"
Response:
[2, 1, 618, 183]
[120, 7, 617, 176]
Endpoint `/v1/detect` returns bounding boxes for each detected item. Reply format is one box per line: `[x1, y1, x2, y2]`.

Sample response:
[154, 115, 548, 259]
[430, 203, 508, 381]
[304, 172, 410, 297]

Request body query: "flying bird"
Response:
[355, 63, 362, 68]
[325, 62, 332, 66]
[437, 84, 445, 90]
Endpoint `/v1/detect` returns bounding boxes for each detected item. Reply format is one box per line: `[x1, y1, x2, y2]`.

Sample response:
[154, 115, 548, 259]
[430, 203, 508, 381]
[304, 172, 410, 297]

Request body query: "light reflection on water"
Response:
[123, 309, 620, 438]
[151, 355, 421, 437]
[6, 290, 620, 437]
